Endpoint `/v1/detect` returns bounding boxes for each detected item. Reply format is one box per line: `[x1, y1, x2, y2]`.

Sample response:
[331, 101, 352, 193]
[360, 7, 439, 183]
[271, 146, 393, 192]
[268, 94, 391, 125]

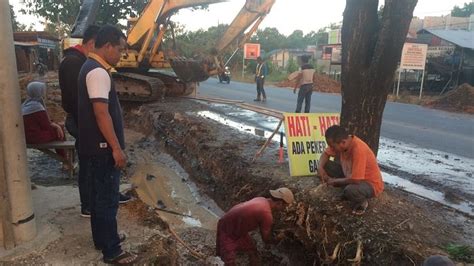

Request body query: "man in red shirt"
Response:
[216, 187, 294, 265]
[318, 125, 384, 215]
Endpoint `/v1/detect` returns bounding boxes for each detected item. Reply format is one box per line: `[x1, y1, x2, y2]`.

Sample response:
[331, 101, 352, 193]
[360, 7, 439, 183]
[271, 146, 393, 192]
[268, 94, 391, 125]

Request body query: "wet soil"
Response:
[124, 98, 474, 265]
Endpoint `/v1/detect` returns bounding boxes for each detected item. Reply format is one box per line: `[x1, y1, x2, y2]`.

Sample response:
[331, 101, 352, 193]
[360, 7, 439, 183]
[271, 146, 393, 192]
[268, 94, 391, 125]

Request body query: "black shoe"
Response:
[119, 193, 132, 204]
[80, 209, 91, 218]
[253, 98, 261, 102]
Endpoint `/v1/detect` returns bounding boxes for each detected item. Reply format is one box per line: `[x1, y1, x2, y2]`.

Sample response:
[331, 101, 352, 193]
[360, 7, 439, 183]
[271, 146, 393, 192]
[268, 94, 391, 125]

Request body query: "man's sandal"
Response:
[352, 201, 369, 216]
[103, 251, 138, 265]
[95, 233, 127, 250]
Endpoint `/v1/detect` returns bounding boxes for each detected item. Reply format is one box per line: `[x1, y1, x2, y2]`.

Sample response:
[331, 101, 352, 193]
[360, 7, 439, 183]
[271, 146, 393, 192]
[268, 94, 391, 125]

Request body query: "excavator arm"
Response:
[171, 0, 275, 79]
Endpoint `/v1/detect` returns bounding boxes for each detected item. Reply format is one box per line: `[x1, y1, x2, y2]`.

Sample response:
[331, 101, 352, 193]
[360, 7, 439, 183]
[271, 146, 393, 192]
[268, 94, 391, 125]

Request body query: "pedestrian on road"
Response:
[293, 56, 316, 113]
[216, 187, 294, 265]
[318, 125, 384, 215]
[59, 25, 131, 218]
[254, 56, 268, 102]
[77, 25, 137, 265]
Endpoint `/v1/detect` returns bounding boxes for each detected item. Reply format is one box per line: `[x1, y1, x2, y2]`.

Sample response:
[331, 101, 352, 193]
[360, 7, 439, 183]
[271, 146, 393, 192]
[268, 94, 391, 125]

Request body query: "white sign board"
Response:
[400, 43, 428, 70]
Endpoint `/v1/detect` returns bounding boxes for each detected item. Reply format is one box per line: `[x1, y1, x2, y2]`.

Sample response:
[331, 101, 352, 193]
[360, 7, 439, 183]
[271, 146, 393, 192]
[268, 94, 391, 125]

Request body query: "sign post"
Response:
[398, 43, 428, 99]
[283, 113, 340, 177]
[243, 43, 261, 78]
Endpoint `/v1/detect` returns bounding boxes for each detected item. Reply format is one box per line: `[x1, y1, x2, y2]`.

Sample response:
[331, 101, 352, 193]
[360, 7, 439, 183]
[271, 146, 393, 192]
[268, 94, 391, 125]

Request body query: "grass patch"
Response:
[444, 244, 474, 262]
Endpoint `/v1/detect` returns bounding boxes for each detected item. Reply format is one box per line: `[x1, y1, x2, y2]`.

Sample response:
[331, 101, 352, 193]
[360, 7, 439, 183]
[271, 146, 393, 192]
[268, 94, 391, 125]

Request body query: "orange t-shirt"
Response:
[324, 136, 384, 196]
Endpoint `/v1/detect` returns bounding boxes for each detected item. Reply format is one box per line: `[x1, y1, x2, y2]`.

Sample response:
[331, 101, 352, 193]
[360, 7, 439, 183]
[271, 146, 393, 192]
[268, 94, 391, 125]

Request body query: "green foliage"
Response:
[451, 2, 474, 17]
[444, 244, 474, 262]
[286, 57, 299, 73]
[20, 0, 148, 36]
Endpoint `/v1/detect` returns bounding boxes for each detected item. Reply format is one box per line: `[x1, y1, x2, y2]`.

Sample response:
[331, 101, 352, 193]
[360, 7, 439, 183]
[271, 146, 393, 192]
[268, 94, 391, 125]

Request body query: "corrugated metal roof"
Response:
[418, 29, 474, 49]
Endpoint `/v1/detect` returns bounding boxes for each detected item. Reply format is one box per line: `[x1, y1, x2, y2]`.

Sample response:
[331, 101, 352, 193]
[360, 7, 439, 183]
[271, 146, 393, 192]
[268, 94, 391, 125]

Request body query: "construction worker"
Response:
[254, 56, 268, 102]
[293, 56, 316, 113]
[216, 187, 294, 265]
[318, 125, 384, 215]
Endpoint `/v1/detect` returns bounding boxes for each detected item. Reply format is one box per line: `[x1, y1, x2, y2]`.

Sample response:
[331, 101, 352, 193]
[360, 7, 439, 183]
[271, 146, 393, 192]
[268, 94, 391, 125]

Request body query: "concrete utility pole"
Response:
[0, 1, 37, 248]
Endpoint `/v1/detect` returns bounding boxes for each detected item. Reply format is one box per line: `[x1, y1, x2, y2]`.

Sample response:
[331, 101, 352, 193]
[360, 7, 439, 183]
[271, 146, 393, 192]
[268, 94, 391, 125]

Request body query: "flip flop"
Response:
[103, 251, 137, 265]
[352, 201, 368, 216]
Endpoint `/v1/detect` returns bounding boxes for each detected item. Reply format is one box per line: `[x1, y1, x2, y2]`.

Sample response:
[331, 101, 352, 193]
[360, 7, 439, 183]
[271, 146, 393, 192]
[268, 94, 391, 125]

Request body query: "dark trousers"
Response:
[324, 160, 374, 205]
[295, 84, 313, 113]
[86, 153, 122, 259]
[256, 78, 266, 99]
[65, 114, 90, 212]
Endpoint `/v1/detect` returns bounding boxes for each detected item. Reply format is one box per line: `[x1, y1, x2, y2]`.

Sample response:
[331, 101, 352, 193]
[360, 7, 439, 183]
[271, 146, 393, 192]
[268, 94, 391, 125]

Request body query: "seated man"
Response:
[318, 125, 384, 215]
[216, 187, 294, 265]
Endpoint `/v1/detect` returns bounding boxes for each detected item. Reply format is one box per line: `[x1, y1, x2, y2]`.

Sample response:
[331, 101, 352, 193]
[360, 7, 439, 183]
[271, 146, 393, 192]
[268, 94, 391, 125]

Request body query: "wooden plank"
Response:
[26, 140, 75, 149]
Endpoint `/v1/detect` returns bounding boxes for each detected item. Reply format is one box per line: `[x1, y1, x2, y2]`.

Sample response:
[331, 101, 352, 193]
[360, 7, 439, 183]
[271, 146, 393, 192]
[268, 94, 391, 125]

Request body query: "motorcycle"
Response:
[218, 66, 231, 84]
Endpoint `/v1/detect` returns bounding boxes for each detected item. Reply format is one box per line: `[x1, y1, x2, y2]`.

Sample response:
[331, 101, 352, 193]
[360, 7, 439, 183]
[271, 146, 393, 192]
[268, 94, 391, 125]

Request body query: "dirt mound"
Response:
[276, 73, 341, 93]
[425, 83, 474, 114]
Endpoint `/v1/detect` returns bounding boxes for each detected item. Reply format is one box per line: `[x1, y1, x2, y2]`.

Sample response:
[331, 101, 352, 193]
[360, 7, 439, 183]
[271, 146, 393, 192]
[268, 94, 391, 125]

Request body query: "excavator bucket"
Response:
[170, 57, 210, 83]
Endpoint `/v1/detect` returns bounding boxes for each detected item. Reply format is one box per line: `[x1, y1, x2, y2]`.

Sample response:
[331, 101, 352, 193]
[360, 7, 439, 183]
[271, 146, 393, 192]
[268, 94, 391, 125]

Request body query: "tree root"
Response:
[347, 240, 363, 265]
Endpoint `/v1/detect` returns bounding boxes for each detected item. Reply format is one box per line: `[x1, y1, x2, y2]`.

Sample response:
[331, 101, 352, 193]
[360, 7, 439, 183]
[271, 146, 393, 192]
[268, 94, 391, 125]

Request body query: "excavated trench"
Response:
[123, 99, 473, 265]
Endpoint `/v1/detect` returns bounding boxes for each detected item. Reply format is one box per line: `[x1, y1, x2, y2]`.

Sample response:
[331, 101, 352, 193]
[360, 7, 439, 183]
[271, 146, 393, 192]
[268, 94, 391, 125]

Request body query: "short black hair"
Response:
[325, 125, 349, 142]
[82, 25, 100, 44]
[95, 25, 126, 49]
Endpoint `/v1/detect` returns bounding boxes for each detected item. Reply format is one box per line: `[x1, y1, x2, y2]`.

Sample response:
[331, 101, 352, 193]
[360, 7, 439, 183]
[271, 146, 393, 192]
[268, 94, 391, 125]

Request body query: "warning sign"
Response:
[400, 43, 428, 70]
[244, 43, 261, 60]
[283, 113, 340, 177]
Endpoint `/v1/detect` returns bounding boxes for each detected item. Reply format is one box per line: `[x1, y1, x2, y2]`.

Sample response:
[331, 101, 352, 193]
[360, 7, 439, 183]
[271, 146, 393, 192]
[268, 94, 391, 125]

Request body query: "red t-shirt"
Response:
[23, 111, 57, 144]
[218, 197, 273, 240]
[325, 136, 384, 196]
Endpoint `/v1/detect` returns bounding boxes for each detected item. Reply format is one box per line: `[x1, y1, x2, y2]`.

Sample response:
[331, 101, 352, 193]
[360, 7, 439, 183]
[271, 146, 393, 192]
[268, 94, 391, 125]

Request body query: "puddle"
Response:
[383, 172, 474, 216]
[196, 110, 286, 145]
[128, 135, 223, 230]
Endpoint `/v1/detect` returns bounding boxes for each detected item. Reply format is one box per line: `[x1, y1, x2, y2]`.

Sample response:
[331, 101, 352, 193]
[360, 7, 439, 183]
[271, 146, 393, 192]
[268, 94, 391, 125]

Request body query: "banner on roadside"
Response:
[283, 113, 340, 177]
[400, 43, 428, 70]
[243, 43, 261, 60]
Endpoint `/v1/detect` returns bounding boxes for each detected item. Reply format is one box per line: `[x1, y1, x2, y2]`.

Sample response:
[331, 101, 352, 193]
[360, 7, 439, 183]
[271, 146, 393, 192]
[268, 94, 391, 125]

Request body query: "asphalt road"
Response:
[197, 78, 474, 159]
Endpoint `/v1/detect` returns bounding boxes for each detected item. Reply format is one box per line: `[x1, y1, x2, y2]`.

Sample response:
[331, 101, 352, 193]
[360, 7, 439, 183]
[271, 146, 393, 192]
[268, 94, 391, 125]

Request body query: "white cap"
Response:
[270, 187, 294, 204]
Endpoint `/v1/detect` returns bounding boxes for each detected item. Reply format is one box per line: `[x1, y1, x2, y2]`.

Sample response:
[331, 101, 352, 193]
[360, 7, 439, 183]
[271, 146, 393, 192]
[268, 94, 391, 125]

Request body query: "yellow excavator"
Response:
[69, 0, 275, 102]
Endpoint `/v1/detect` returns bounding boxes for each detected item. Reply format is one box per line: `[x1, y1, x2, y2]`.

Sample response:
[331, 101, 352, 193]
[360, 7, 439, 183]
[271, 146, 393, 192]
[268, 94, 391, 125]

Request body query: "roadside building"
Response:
[13, 31, 60, 73]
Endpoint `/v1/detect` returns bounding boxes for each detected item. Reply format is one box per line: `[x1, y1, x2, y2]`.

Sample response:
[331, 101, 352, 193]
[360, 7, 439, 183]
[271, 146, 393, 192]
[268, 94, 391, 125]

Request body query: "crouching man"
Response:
[216, 187, 294, 265]
[318, 125, 384, 215]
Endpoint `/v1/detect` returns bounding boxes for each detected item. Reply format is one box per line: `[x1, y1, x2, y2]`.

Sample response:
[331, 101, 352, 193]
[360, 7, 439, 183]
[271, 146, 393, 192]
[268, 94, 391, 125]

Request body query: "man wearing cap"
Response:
[216, 187, 294, 265]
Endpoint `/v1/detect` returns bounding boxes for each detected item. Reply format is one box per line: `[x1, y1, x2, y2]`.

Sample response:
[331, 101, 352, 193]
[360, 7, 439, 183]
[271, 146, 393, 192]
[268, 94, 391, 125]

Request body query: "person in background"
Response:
[293, 56, 316, 113]
[216, 187, 294, 265]
[254, 56, 268, 102]
[22, 81, 67, 161]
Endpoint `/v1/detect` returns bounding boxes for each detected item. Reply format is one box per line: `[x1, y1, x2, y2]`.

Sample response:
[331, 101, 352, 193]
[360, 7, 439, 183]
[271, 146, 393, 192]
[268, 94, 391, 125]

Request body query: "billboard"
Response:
[400, 43, 428, 70]
[283, 113, 340, 177]
[244, 43, 261, 60]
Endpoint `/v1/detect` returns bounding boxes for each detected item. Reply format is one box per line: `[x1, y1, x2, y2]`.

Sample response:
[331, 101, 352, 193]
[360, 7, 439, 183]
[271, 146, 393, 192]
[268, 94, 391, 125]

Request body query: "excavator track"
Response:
[113, 72, 164, 102]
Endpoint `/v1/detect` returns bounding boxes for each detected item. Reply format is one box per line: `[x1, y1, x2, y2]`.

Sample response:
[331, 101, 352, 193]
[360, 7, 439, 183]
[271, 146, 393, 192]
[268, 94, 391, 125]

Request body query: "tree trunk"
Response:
[341, 0, 417, 155]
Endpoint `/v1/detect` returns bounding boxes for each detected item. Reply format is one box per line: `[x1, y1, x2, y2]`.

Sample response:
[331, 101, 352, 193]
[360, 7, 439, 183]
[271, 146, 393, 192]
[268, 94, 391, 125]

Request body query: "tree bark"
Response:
[341, 0, 417, 155]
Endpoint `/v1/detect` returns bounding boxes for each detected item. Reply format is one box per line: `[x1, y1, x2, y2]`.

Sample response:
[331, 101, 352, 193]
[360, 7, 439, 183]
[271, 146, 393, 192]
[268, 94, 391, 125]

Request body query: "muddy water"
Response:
[125, 129, 223, 230]
[192, 105, 474, 216]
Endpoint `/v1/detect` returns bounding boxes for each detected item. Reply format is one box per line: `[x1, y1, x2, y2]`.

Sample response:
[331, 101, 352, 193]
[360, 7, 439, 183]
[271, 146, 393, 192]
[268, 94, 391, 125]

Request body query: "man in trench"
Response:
[318, 125, 384, 215]
[216, 187, 294, 265]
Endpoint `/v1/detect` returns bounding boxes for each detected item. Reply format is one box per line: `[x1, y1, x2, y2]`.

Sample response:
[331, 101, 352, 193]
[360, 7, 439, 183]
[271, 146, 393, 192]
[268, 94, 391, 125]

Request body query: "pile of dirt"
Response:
[424, 83, 474, 114]
[124, 99, 473, 265]
[276, 73, 341, 93]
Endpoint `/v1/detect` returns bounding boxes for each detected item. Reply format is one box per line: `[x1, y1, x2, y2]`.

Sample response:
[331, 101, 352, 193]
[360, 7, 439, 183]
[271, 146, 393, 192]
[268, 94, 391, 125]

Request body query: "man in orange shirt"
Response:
[318, 125, 384, 215]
